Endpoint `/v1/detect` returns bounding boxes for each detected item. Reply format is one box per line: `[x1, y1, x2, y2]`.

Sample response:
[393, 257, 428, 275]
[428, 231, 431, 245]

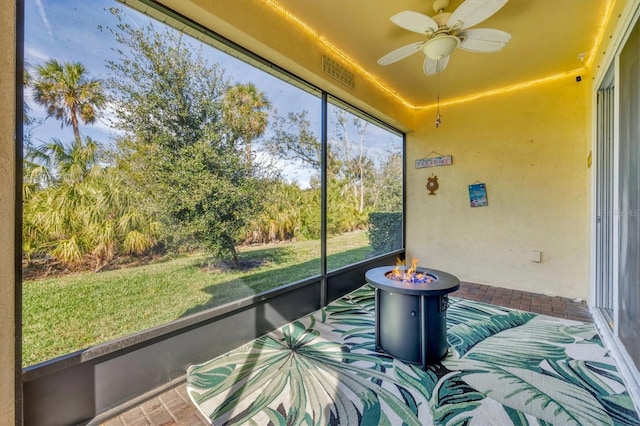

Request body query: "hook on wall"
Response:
[421, 151, 445, 159]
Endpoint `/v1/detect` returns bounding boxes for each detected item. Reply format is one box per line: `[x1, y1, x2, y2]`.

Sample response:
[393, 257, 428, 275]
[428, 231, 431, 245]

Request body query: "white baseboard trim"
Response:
[591, 307, 640, 415]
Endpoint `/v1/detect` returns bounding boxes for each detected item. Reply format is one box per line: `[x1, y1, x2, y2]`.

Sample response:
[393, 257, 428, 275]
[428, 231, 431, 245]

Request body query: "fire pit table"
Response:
[365, 265, 460, 368]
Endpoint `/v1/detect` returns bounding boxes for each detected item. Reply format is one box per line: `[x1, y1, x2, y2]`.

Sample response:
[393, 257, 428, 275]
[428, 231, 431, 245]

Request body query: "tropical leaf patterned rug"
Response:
[187, 284, 640, 425]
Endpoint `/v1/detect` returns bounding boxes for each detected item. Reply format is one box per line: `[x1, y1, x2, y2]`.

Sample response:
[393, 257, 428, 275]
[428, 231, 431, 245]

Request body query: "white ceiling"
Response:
[271, 0, 610, 108]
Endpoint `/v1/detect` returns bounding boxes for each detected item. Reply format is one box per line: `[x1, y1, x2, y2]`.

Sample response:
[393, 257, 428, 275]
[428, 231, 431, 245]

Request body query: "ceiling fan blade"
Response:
[423, 55, 450, 76]
[378, 41, 425, 65]
[458, 28, 511, 52]
[390, 11, 438, 35]
[447, 0, 508, 31]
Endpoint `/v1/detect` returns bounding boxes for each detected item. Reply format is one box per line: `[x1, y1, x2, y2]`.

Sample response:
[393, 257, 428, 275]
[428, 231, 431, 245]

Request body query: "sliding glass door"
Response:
[617, 15, 640, 371]
[595, 70, 615, 325]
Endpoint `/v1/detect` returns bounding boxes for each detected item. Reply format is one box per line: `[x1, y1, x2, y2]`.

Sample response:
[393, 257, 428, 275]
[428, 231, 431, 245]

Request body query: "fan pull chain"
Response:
[435, 59, 442, 128]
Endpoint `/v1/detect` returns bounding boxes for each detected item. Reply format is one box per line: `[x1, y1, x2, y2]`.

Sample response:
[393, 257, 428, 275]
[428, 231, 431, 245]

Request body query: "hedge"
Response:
[368, 212, 402, 255]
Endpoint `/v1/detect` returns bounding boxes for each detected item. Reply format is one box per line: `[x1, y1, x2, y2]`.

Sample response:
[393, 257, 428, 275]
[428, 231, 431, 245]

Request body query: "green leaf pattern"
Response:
[187, 286, 639, 425]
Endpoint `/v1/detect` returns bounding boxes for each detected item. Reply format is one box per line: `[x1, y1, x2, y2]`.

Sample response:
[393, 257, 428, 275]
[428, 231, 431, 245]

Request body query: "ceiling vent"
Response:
[322, 55, 354, 89]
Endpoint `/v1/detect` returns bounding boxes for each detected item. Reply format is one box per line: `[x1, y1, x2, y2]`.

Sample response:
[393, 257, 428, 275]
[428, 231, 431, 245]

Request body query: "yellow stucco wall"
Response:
[0, 0, 16, 422]
[406, 77, 590, 299]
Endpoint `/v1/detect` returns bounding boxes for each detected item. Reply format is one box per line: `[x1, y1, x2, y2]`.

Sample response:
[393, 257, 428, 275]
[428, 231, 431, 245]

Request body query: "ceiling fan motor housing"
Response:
[433, 12, 453, 31]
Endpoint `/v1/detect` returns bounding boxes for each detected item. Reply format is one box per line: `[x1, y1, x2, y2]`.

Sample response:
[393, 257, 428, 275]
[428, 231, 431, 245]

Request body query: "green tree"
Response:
[31, 59, 106, 146]
[107, 13, 269, 267]
[105, 10, 228, 151]
[266, 110, 323, 239]
[370, 148, 403, 212]
[330, 111, 376, 215]
[267, 110, 322, 169]
[222, 82, 271, 170]
[162, 140, 261, 265]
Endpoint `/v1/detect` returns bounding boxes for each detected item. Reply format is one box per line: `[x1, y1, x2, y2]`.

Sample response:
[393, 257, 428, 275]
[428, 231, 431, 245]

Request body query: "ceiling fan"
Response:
[377, 0, 511, 75]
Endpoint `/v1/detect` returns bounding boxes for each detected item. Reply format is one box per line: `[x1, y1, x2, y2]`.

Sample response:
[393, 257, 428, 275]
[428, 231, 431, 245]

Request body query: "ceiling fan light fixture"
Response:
[422, 35, 460, 59]
[378, 0, 511, 75]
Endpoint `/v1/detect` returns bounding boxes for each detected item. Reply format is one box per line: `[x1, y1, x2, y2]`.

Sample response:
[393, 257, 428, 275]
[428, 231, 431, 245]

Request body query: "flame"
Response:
[386, 258, 435, 284]
[391, 256, 405, 278]
[407, 258, 418, 276]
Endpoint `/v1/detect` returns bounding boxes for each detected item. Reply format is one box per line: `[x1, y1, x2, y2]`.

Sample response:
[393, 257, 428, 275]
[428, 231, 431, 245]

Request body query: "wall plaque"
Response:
[415, 154, 452, 169]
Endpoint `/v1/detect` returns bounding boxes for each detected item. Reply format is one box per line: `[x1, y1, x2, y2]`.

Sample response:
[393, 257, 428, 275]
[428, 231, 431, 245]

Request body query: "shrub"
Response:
[367, 212, 402, 255]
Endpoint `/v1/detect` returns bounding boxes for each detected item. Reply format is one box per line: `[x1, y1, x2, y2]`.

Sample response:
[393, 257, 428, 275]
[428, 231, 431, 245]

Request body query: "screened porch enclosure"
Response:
[13, 0, 640, 424]
[21, 1, 407, 423]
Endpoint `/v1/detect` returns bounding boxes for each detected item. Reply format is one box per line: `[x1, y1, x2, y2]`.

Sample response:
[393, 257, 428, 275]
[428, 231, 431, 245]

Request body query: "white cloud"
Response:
[24, 45, 51, 64]
[93, 101, 122, 134]
[34, 0, 54, 39]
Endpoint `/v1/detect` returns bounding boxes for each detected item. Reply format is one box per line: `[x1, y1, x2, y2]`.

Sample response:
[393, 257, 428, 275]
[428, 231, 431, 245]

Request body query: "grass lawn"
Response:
[22, 231, 373, 366]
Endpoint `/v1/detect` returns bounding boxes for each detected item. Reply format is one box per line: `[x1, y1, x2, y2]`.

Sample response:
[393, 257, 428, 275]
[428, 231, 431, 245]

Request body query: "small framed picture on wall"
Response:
[469, 182, 488, 207]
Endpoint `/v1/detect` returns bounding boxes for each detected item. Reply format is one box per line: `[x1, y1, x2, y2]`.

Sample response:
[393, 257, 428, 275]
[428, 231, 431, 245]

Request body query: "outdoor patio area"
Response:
[98, 281, 636, 426]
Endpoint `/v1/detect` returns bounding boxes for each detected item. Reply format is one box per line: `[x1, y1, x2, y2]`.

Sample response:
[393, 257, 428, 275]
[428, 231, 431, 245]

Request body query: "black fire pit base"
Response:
[376, 290, 450, 365]
[366, 266, 460, 369]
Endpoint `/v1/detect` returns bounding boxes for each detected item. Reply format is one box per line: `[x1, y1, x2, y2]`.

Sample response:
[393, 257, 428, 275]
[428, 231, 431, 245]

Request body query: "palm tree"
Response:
[221, 83, 271, 170]
[23, 138, 160, 270]
[248, 181, 301, 243]
[32, 59, 106, 147]
[26, 60, 159, 270]
[84, 171, 160, 271]
[23, 67, 34, 125]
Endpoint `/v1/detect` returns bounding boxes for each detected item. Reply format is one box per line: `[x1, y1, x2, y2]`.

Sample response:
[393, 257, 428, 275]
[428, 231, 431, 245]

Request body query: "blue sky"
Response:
[24, 0, 320, 142]
[24, 0, 401, 186]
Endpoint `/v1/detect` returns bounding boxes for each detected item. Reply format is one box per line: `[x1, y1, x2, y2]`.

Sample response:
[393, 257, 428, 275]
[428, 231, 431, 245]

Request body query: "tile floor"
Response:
[101, 282, 593, 425]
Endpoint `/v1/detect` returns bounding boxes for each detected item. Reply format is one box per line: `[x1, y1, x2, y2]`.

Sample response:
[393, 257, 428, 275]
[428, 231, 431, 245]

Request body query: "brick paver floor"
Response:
[102, 282, 592, 425]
